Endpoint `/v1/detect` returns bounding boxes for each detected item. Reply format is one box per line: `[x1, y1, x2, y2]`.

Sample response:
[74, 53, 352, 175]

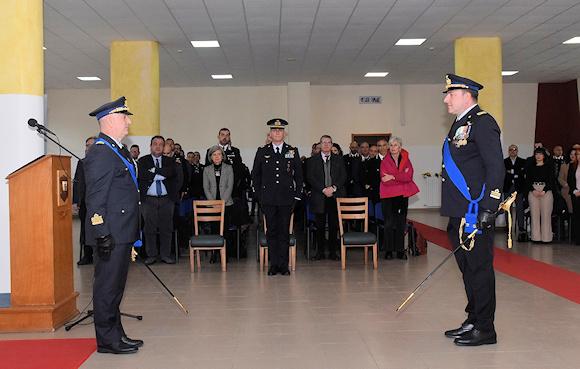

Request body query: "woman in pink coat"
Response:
[380, 136, 419, 259]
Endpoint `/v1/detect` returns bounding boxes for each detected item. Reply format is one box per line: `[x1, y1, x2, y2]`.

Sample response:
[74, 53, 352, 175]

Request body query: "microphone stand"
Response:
[30, 125, 188, 332]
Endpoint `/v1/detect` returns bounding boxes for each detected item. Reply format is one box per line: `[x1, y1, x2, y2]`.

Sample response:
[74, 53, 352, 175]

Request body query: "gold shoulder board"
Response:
[476, 111, 488, 116]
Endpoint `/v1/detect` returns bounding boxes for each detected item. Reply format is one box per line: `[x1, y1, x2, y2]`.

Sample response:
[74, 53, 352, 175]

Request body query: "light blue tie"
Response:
[155, 158, 162, 196]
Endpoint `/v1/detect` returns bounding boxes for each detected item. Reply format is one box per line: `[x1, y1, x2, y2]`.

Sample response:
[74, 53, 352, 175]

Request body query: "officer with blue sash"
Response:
[440, 74, 504, 346]
[85, 96, 143, 354]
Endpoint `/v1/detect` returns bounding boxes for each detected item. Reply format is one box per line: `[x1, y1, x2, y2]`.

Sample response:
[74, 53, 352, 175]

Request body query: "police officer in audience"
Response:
[252, 119, 303, 275]
[344, 141, 363, 196]
[503, 144, 527, 241]
[85, 96, 143, 354]
[440, 74, 504, 346]
[74, 136, 96, 265]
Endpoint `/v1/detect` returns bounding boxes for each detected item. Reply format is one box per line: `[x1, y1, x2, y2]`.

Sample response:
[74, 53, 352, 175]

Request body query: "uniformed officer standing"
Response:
[251, 119, 303, 275]
[85, 96, 143, 354]
[440, 74, 504, 346]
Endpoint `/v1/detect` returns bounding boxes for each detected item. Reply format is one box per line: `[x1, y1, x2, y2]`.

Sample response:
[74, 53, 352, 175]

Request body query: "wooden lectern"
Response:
[0, 155, 79, 332]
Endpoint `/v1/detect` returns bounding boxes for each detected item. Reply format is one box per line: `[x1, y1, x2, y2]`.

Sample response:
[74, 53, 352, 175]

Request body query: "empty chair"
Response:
[336, 197, 378, 270]
[189, 200, 226, 272]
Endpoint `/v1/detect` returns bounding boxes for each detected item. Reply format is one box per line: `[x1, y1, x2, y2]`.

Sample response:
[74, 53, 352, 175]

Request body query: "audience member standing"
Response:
[344, 141, 363, 196]
[567, 149, 580, 244]
[503, 144, 528, 242]
[559, 148, 576, 214]
[379, 137, 419, 259]
[74, 136, 96, 265]
[307, 135, 346, 261]
[526, 147, 556, 243]
[138, 136, 178, 265]
[129, 144, 140, 160]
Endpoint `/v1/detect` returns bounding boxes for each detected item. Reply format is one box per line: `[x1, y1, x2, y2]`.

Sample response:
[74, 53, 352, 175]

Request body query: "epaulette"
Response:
[96, 141, 105, 145]
[476, 111, 488, 116]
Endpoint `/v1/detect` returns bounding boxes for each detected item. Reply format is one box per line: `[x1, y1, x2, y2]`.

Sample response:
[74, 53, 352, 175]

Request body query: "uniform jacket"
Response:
[343, 153, 363, 196]
[567, 162, 579, 196]
[84, 133, 140, 245]
[203, 163, 234, 206]
[503, 156, 526, 193]
[440, 105, 505, 217]
[73, 159, 86, 205]
[137, 154, 179, 203]
[379, 149, 419, 199]
[251, 142, 303, 206]
[306, 153, 347, 214]
[361, 157, 381, 203]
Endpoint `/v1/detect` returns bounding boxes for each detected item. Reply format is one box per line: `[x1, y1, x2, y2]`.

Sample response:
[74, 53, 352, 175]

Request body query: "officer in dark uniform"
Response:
[251, 119, 303, 275]
[85, 96, 143, 354]
[440, 74, 504, 346]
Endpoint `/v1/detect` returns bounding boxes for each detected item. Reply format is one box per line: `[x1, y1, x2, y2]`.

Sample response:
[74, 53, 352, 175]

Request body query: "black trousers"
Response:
[79, 202, 92, 259]
[381, 196, 408, 253]
[447, 217, 496, 332]
[315, 197, 339, 256]
[262, 204, 292, 270]
[572, 196, 580, 245]
[143, 196, 174, 258]
[93, 242, 132, 347]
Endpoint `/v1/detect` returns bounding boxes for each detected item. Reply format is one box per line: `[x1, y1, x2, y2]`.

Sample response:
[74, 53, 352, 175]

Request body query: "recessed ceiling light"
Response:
[395, 38, 426, 46]
[502, 71, 519, 76]
[191, 40, 220, 48]
[211, 74, 233, 79]
[364, 72, 389, 78]
[563, 37, 580, 44]
[77, 76, 101, 81]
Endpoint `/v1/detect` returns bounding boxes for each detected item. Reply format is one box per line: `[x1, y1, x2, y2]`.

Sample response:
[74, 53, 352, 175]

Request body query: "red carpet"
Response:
[0, 338, 96, 369]
[411, 220, 580, 305]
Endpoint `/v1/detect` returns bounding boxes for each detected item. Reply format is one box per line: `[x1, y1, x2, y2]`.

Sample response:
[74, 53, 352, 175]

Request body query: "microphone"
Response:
[28, 118, 56, 135]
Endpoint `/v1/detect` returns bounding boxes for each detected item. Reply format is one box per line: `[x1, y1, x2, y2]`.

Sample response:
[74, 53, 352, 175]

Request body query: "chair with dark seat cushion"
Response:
[336, 197, 378, 270]
[259, 213, 297, 272]
[189, 200, 226, 272]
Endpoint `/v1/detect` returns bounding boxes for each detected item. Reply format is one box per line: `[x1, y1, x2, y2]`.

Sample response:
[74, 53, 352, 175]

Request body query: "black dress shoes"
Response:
[444, 323, 474, 338]
[144, 257, 157, 265]
[280, 268, 291, 276]
[97, 341, 138, 354]
[77, 256, 93, 266]
[454, 328, 497, 346]
[161, 256, 176, 264]
[267, 266, 278, 276]
[328, 253, 339, 261]
[396, 251, 408, 260]
[121, 336, 144, 348]
[384, 252, 393, 260]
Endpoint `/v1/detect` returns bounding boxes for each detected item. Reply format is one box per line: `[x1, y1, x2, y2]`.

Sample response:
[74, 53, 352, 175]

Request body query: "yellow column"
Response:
[110, 41, 160, 137]
[0, 0, 45, 302]
[455, 37, 503, 128]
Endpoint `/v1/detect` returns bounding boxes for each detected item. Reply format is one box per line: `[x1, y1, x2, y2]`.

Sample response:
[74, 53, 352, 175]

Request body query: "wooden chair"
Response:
[259, 213, 296, 272]
[336, 197, 378, 270]
[189, 200, 226, 272]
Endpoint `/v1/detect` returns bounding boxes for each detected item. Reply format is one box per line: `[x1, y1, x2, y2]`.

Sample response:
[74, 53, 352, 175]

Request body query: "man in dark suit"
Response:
[74, 136, 96, 265]
[344, 141, 363, 197]
[307, 135, 347, 260]
[440, 74, 504, 347]
[85, 96, 142, 354]
[252, 118, 303, 276]
[138, 136, 178, 265]
[503, 144, 527, 241]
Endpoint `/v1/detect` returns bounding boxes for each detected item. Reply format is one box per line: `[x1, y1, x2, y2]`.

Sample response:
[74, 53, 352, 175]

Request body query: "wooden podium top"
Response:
[6, 154, 71, 179]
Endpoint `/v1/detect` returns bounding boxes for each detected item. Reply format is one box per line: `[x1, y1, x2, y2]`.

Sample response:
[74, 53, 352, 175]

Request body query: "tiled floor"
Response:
[2, 210, 579, 369]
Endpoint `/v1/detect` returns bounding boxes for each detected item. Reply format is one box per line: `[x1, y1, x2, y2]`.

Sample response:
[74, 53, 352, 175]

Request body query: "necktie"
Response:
[276, 147, 280, 154]
[324, 155, 331, 187]
[155, 158, 162, 196]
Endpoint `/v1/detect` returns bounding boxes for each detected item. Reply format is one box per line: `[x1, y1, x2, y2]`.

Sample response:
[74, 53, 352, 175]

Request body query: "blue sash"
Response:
[95, 138, 142, 247]
[443, 139, 485, 233]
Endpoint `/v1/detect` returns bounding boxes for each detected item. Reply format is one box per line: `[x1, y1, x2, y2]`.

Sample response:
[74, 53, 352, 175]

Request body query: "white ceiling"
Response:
[43, 0, 580, 89]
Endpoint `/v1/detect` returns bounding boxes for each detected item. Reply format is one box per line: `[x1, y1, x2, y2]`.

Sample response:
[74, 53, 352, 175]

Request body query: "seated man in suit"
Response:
[307, 135, 347, 260]
[138, 135, 178, 265]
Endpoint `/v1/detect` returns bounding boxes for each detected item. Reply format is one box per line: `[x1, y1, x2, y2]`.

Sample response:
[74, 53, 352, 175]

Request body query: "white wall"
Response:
[46, 82, 538, 208]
